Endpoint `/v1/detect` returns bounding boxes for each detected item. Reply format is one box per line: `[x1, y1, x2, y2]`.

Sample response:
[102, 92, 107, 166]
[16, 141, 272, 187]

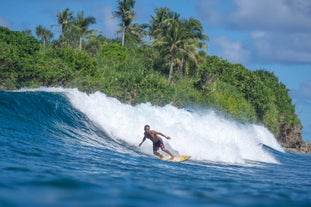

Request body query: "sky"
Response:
[1, 0, 311, 141]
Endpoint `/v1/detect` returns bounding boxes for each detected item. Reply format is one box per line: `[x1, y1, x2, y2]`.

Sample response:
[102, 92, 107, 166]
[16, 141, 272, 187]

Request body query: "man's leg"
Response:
[159, 141, 174, 159]
[154, 150, 163, 158]
[163, 149, 174, 159]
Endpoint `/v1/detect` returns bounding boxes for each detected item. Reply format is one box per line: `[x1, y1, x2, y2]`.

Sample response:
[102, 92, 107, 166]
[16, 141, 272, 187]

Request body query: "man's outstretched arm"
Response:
[155, 131, 171, 140]
[139, 137, 146, 147]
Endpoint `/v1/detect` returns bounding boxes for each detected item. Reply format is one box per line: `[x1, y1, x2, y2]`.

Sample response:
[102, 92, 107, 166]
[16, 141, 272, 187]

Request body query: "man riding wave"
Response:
[139, 124, 174, 159]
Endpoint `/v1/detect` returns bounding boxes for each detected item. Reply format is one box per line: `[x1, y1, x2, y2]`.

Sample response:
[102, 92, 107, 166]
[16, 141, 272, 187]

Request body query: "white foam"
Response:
[29, 87, 284, 164]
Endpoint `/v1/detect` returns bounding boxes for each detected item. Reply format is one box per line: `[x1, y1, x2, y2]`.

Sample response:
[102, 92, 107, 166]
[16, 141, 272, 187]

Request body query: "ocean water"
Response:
[0, 87, 310, 207]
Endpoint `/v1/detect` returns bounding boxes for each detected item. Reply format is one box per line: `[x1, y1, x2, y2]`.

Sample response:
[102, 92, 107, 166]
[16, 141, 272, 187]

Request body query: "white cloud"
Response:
[197, 0, 222, 25]
[197, 0, 311, 65]
[250, 31, 311, 64]
[229, 0, 311, 32]
[250, 31, 266, 39]
[211, 36, 250, 64]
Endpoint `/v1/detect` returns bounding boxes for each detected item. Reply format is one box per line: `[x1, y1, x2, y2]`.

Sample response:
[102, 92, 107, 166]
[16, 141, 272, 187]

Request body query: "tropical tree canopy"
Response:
[55, 8, 96, 50]
[74, 11, 96, 50]
[149, 7, 208, 83]
[113, 0, 136, 46]
[56, 8, 74, 40]
[35, 25, 53, 47]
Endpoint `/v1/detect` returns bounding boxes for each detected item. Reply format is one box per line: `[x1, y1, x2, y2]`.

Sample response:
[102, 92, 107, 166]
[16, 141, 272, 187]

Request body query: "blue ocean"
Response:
[1, 88, 310, 207]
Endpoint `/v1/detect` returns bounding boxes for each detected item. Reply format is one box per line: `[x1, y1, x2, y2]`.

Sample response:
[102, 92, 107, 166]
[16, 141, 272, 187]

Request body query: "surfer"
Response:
[139, 124, 174, 160]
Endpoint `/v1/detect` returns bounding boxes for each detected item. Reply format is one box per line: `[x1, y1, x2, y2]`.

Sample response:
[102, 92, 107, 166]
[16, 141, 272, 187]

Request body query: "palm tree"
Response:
[149, 7, 172, 41]
[74, 11, 96, 50]
[57, 8, 74, 40]
[35, 25, 53, 47]
[150, 8, 208, 83]
[151, 9, 186, 82]
[113, 0, 136, 46]
[176, 18, 208, 76]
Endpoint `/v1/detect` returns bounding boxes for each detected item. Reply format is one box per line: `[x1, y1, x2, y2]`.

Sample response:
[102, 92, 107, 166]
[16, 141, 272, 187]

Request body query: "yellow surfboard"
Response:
[159, 155, 191, 162]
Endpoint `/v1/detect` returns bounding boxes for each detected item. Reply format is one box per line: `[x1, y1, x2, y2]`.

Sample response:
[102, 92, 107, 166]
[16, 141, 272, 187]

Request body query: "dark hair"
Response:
[144, 125, 150, 130]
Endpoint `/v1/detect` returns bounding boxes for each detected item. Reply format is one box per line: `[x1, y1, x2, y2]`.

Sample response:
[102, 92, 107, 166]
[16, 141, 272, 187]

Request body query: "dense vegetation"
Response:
[0, 0, 301, 140]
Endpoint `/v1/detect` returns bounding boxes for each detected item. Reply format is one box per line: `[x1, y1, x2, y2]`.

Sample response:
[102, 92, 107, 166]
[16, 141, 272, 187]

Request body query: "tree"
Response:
[149, 9, 180, 82]
[149, 7, 172, 41]
[176, 18, 208, 76]
[56, 8, 74, 40]
[113, 0, 136, 46]
[35, 25, 53, 47]
[74, 11, 96, 51]
[177, 18, 208, 74]
[149, 8, 208, 83]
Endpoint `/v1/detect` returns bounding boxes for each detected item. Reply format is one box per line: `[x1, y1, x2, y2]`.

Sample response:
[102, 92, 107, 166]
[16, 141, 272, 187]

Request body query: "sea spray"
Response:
[27, 87, 284, 164]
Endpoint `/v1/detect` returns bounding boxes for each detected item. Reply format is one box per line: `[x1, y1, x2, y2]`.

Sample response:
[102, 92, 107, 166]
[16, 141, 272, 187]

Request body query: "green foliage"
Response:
[254, 70, 300, 127]
[0, 26, 40, 88]
[84, 34, 109, 57]
[261, 103, 280, 134]
[96, 42, 171, 104]
[170, 78, 201, 106]
[36, 25, 53, 46]
[53, 47, 97, 75]
[54, 8, 97, 50]
[201, 56, 274, 119]
[33, 47, 73, 86]
[0, 26, 39, 56]
[98, 42, 129, 66]
[203, 81, 257, 122]
[149, 7, 208, 83]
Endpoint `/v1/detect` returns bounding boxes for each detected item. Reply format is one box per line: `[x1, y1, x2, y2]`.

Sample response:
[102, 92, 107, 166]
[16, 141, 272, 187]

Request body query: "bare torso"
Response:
[144, 130, 161, 143]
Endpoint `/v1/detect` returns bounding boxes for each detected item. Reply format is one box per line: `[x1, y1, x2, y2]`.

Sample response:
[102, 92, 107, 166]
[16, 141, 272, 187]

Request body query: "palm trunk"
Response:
[43, 37, 46, 47]
[177, 55, 185, 75]
[168, 57, 174, 84]
[61, 25, 65, 40]
[121, 22, 125, 46]
[79, 37, 83, 51]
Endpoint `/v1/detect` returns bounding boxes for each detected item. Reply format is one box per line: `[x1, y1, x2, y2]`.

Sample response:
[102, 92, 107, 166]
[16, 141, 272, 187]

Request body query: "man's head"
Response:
[144, 124, 150, 132]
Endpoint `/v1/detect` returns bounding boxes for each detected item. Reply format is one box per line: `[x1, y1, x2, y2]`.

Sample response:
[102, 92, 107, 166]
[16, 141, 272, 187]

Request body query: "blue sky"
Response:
[1, 0, 311, 141]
